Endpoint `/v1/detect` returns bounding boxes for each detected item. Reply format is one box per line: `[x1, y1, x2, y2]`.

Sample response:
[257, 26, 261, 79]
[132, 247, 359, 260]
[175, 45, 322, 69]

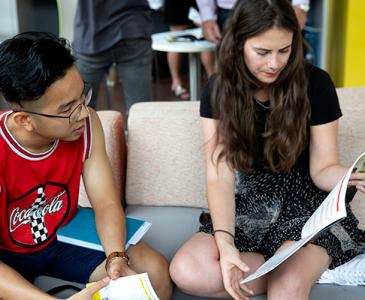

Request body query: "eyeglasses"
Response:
[14, 83, 92, 124]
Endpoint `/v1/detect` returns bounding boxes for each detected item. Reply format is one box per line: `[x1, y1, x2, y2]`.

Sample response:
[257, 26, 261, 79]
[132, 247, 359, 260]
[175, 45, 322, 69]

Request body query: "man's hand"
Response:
[202, 20, 222, 44]
[107, 258, 136, 280]
[68, 277, 109, 300]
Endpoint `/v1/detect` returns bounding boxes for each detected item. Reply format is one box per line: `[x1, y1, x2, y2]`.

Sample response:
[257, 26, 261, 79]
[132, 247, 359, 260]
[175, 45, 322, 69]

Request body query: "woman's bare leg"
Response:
[267, 242, 331, 300]
[170, 232, 268, 298]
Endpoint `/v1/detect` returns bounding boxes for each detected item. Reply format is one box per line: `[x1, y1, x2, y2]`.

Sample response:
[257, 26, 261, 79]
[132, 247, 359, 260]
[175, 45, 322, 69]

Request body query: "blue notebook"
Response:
[57, 207, 151, 251]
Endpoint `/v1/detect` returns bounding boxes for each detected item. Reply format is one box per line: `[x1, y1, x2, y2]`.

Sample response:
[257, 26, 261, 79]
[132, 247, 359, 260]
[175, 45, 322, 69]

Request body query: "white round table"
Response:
[152, 28, 216, 101]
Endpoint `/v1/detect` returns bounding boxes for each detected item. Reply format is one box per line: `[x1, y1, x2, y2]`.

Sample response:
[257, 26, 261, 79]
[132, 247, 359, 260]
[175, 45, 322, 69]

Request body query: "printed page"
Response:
[300, 177, 346, 239]
[301, 152, 365, 238]
[241, 232, 316, 285]
[90, 273, 159, 300]
[240, 152, 365, 285]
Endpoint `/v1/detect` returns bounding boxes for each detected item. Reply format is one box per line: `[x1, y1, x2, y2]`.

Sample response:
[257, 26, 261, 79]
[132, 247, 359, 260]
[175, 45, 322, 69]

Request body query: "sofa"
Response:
[35, 87, 365, 299]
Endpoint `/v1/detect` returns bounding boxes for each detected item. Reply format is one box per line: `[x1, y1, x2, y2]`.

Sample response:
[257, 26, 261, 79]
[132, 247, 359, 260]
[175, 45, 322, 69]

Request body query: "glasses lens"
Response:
[85, 87, 92, 106]
[69, 83, 92, 123]
[70, 104, 82, 123]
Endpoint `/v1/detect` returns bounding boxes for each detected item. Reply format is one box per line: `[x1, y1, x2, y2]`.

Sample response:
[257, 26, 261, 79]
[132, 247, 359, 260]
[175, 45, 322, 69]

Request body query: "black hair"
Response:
[0, 32, 75, 104]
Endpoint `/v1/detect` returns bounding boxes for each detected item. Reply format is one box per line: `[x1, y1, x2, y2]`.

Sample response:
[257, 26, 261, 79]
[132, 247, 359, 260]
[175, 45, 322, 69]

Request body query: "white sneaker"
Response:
[318, 254, 365, 286]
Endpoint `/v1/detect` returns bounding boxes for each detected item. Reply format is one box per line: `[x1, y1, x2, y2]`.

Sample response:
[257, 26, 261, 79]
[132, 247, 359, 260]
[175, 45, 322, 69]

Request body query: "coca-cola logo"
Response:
[8, 182, 70, 247]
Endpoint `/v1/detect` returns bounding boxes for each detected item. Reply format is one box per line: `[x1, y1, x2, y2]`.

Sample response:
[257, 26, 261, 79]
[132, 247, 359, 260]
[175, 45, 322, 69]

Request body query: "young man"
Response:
[0, 32, 172, 300]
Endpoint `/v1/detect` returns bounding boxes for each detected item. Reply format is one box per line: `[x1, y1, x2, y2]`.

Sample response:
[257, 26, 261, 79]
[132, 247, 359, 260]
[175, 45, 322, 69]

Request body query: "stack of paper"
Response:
[89, 273, 159, 300]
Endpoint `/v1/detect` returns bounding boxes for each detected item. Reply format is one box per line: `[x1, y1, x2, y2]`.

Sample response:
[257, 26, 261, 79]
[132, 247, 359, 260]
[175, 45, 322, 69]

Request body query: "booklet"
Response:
[241, 152, 365, 285]
[88, 273, 159, 300]
[166, 28, 205, 42]
[57, 207, 151, 251]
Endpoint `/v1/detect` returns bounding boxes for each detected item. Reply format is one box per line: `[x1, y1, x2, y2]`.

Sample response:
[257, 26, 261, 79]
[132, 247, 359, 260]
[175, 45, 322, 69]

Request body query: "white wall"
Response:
[0, 0, 19, 41]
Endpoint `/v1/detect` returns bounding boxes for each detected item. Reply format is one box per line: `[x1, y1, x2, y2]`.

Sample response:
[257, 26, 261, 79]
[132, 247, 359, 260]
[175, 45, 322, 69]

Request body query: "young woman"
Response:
[169, 1, 365, 299]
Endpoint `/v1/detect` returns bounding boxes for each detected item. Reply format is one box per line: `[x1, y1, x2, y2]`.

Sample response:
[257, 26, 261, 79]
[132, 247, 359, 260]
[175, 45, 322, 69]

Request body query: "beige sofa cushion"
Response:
[126, 101, 207, 208]
[78, 110, 126, 208]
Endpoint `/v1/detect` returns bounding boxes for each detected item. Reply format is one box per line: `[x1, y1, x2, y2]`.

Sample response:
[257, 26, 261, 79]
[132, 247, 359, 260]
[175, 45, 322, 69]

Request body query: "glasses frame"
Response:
[13, 82, 92, 124]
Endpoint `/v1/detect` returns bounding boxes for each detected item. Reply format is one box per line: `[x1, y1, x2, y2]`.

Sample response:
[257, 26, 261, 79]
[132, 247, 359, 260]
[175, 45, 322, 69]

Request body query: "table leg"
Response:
[188, 53, 201, 101]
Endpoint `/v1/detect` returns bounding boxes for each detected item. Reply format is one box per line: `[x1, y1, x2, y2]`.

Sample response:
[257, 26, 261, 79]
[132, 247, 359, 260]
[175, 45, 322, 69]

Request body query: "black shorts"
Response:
[164, 0, 197, 25]
[0, 240, 106, 283]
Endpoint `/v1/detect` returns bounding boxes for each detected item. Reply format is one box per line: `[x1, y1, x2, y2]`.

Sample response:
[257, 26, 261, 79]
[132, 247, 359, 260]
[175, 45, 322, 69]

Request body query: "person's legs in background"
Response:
[114, 38, 153, 113]
[167, 24, 191, 100]
[75, 52, 113, 109]
[200, 50, 215, 78]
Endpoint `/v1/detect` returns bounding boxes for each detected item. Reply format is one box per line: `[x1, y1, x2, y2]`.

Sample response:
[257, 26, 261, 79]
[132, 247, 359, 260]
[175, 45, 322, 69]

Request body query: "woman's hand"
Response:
[349, 171, 365, 193]
[67, 277, 110, 300]
[218, 241, 254, 300]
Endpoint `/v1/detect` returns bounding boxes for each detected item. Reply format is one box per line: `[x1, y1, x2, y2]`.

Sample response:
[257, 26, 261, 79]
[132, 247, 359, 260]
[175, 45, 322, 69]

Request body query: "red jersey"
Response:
[0, 111, 92, 253]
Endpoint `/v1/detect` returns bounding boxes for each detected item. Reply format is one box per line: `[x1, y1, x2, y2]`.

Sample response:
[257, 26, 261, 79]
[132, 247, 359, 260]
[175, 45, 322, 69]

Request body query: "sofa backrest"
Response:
[78, 110, 126, 208]
[126, 101, 207, 208]
[126, 87, 365, 227]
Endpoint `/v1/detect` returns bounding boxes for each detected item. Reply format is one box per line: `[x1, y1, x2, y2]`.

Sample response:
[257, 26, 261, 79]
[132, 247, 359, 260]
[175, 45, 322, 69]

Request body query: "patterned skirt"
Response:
[199, 168, 365, 269]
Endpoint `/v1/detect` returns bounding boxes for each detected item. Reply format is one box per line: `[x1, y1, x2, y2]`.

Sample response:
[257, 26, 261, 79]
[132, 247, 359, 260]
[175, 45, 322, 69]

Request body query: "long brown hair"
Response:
[213, 0, 309, 173]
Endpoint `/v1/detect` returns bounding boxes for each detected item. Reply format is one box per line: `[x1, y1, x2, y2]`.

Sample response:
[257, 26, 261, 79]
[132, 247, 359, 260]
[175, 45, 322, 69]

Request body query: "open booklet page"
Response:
[241, 152, 365, 285]
[89, 273, 159, 300]
[301, 153, 365, 238]
[166, 28, 204, 42]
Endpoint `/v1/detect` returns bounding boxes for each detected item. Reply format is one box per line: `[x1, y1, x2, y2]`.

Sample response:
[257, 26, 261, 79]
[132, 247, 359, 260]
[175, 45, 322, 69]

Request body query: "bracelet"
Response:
[105, 251, 130, 271]
[213, 229, 235, 239]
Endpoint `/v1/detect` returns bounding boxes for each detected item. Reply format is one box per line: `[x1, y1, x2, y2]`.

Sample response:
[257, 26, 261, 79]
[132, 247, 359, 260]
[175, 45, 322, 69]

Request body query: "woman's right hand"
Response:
[67, 277, 110, 300]
[218, 241, 253, 300]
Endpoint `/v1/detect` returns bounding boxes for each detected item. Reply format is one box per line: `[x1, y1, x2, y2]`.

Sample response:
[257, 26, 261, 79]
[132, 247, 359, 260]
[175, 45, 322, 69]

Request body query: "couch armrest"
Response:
[78, 110, 126, 207]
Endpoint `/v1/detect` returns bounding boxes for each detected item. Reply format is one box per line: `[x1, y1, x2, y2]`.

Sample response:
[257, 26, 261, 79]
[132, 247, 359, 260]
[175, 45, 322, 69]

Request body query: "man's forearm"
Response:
[94, 203, 127, 255]
[0, 261, 55, 300]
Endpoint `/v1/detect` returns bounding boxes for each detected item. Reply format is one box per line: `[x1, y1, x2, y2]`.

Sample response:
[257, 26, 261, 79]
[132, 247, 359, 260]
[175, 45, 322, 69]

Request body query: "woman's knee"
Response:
[170, 234, 220, 293]
[268, 270, 310, 299]
[169, 250, 200, 289]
